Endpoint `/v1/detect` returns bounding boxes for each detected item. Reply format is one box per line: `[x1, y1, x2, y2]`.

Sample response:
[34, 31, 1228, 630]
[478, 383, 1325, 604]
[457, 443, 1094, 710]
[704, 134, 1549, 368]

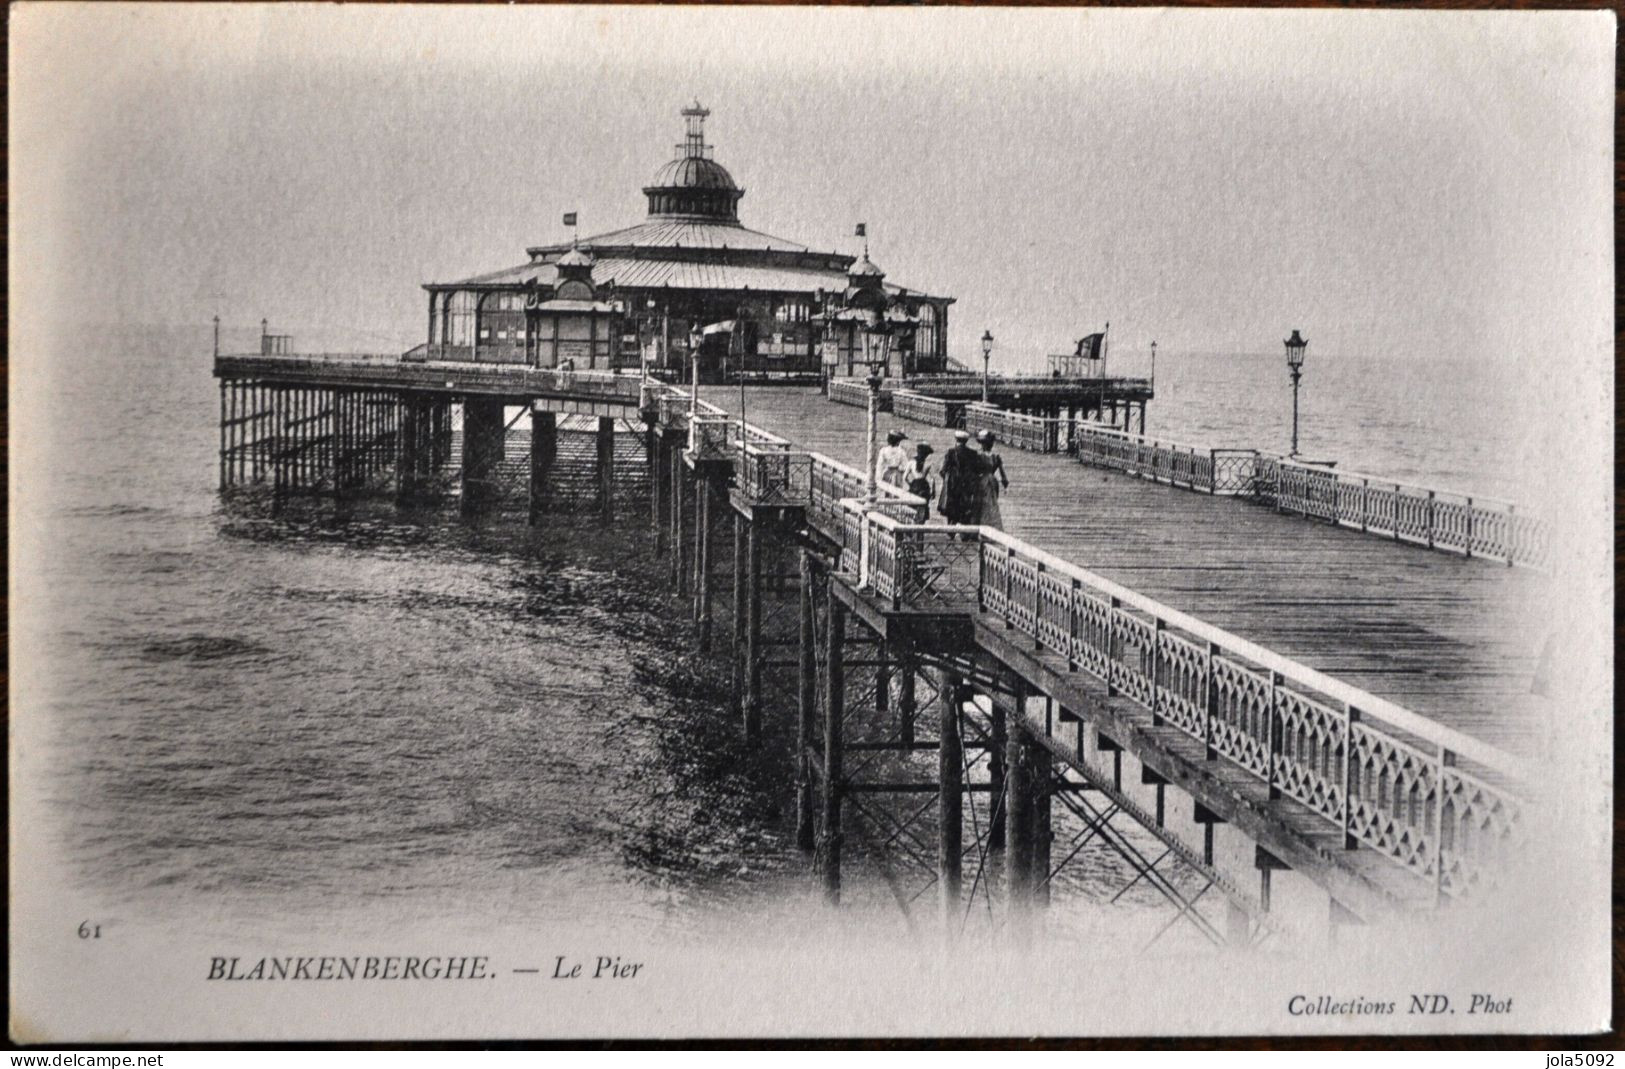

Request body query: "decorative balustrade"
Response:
[222, 351, 402, 364]
[855, 508, 983, 609]
[1073, 421, 1227, 493]
[214, 353, 646, 403]
[828, 376, 898, 409]
[740, 443, 811, 507]
[906, 374, 1155, 398]
[823, 493, 1530, 900]
[1259, 457, 1549, 569]
[891, 389, 963, 428]
[689, 416, 735, 461]
[964, 402, 1059, 454]
[971, 526, 1527, 899]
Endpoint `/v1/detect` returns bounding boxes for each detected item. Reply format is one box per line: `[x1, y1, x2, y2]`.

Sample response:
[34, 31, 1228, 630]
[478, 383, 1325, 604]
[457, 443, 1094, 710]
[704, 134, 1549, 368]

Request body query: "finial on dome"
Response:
[849, 252, 884, 280]
[557, 241, 595, 270]
[680, 101, 711, 159]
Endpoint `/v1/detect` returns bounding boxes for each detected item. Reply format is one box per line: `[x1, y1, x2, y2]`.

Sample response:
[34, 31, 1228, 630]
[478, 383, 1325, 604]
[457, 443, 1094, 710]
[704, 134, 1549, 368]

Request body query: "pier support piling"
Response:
[796, 550, 819, 852]
[460, 399, 505, 515]
[596, 416, 615, 520]
[693, 477, 712, 650]
[1034, 737, 1052, 909]
[938, 668, 964, 925]
[528, 409, 556, 523]
[672, 449, 688, 595]
[732, 513, 747, 711]
[743, 521, 762, 744]
[1006, 720, 1037, 933]
[821, 588, 846, 904]
[989, 689, 1008, 851]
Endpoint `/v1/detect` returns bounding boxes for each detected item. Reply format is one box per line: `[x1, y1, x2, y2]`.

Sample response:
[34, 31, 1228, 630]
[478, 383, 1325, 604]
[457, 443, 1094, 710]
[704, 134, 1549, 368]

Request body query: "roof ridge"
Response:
[528, 218, 817, 255]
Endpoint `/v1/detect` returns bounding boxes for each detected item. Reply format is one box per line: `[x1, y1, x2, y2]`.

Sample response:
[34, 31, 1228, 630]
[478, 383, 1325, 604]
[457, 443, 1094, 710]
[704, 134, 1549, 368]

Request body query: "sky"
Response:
[10, 4, 1615, 367]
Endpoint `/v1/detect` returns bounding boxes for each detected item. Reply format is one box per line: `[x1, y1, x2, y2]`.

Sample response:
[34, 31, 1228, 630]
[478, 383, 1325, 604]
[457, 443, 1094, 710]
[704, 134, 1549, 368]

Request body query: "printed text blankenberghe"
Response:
[208, 956, 490, 980]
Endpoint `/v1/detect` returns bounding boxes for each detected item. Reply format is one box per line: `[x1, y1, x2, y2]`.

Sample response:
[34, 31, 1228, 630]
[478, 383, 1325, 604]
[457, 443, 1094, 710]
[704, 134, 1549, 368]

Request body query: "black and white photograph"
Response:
[8, 3, 1615, 1042]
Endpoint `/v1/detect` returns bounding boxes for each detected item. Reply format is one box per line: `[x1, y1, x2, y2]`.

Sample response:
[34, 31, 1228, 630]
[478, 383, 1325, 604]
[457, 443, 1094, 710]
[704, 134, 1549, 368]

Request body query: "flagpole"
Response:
[1102, 321, 1110, 381]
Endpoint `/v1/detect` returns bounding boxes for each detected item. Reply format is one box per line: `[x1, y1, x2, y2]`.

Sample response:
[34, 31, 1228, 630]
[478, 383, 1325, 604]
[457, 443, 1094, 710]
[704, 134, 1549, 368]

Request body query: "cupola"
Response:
[642, 102, 746, 222]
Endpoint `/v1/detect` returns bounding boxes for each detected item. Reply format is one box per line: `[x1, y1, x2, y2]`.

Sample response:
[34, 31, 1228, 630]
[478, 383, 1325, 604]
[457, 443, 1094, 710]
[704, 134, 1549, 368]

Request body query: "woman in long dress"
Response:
[905, 443, 935, 524]
[975, 430, 1009, 529]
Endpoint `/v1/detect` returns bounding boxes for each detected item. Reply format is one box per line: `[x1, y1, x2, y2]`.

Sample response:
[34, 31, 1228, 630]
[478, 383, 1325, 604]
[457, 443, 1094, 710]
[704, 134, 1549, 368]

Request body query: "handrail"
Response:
[908, 374, 1154, 391]
[891, 389, 964, 429]
[833, 498, 1528, 900]
[1272, 455, 1518, 513]
[964, 401, 1059, 453]
[1069, 415, 1547, 566]
[216, 352, 645, 400]
[219, 351, 406, 364]
[974, 525, 1518, 777]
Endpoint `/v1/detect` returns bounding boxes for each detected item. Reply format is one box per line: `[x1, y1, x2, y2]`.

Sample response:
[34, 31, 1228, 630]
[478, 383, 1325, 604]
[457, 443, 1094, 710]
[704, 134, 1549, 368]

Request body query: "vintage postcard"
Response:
[9, 3, 1615, 1042]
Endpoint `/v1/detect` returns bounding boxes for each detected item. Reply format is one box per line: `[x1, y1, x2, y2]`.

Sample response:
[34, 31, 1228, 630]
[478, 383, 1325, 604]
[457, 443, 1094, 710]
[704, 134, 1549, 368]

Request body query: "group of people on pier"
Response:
[876, 427, 1009, 528]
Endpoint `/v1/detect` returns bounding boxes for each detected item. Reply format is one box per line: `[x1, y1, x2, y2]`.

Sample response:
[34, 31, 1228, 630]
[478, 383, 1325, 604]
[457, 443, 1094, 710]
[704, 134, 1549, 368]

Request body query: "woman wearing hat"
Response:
[975, 430, 1010, 529]
[905, 443, 935, 523]
[877, 429, 910, 491]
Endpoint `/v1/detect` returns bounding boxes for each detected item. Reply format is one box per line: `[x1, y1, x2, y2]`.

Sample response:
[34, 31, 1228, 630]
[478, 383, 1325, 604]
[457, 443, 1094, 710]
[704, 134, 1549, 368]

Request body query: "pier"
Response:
[214, 348, 1547, 944]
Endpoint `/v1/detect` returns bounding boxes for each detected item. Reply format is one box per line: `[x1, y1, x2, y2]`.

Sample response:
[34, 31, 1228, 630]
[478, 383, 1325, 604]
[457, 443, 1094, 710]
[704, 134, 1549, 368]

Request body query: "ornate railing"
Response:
[828, 498, 1530, 902]
[652, 387, 727, 435]
[1260, 457, 1549, 569]
[1212, 449, 1262, 495]
[214, 353, 645, 404]
[964, 402, 1059, 454]
[740, 443, 812, 506]
[891, 389, 964, 429]
[1073, 421, 1226, 493]
[854, 508, 984, 609]
[806, 454, 920, 534]
[828, 377, 869, 408]
[222, 351, 402, 364]
[906, 374, 1155, 398]
[689, 416, 735, 461]
[973, 527, 1526, 900]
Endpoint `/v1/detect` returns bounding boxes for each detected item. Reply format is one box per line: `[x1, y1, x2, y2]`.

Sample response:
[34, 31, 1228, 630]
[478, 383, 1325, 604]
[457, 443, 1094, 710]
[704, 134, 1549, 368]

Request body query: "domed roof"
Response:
[848, 253, 885, 279]
[645, 155, 741, 193]
[556, 244, 595, 268]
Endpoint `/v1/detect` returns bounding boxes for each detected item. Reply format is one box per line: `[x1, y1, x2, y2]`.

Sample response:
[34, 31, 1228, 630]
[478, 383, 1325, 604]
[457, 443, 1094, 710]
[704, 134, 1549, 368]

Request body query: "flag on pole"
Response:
[562, 212, 577, 227]
[702, 319, 737, 336]
[854, 223, 866, 238]
[1074, 333, 1105, 360]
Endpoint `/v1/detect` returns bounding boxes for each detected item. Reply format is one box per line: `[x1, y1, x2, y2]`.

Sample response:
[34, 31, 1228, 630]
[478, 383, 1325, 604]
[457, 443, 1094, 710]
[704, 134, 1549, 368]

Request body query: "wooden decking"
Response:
[707, 386, 1550, 752]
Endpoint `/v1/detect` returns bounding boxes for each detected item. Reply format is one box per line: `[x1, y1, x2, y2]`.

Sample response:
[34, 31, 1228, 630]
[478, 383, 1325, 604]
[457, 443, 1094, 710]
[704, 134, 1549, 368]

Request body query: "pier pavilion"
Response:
[416, 103, 955, 380]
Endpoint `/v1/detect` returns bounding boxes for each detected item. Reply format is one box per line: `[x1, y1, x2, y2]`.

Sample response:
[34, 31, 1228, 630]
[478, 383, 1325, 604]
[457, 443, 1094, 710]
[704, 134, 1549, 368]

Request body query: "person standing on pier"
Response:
[877, 429, 909, 490]
[975, 430, 1010, 529]
[939, 429, 981, 526]
[905, 443, 935, 523]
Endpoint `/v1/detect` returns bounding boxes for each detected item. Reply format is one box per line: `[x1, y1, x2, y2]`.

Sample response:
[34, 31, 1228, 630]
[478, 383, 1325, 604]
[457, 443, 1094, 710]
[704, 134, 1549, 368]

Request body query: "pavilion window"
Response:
[447, 291, 476, 347]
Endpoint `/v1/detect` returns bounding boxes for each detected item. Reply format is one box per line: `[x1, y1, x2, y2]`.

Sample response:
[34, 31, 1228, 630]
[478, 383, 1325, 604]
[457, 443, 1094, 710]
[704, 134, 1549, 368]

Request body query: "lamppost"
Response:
[862, 308, 895, 501]
[1284, 329, 1308, 456]
[688, 327, 703, 452]
[1150, 340, 1157, 385]
[981, 329, 994, 403]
